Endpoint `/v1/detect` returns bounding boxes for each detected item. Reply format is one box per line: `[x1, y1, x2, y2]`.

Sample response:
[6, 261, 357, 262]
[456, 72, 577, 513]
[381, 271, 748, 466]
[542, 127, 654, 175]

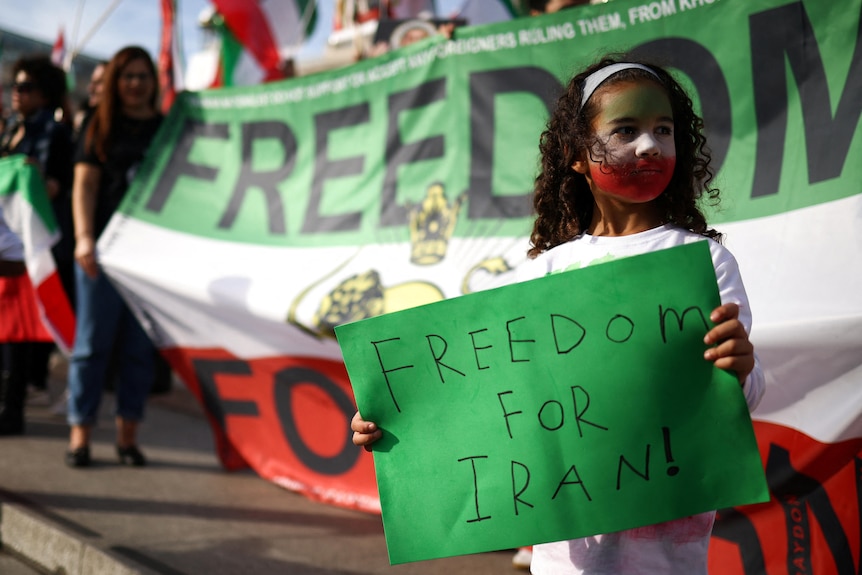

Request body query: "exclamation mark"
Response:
[663, 426, 680, 476]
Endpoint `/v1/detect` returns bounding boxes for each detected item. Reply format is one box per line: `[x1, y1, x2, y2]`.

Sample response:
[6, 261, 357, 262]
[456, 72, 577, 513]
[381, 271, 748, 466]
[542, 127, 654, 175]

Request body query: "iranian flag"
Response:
[158, 0, 185, 113]
[187, 0, 318, 89]
[50, 27, 65, 68]
[0, 155, 75, 352]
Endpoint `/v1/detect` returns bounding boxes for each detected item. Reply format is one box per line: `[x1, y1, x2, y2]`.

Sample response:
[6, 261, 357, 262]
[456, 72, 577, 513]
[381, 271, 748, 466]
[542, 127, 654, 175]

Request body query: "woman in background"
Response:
[0, 55, 73, 435]
[66, 46, 163, 467]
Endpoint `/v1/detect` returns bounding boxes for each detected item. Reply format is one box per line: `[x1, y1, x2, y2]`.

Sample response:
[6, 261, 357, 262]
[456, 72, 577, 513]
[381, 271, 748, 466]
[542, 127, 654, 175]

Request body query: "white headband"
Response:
[579, 63, 661, 110]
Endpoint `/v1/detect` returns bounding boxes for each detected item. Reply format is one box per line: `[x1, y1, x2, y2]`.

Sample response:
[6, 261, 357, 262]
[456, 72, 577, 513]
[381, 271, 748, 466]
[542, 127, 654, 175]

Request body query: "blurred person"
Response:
[363, 17, 457, 59]
[74, 59, 172, 399]
[66, 46, 163, 468]
[0, 55, 74, 435]
[73, 61, 107, 140]
[390, 18, 439, 48]
[530, 0, 592, 14]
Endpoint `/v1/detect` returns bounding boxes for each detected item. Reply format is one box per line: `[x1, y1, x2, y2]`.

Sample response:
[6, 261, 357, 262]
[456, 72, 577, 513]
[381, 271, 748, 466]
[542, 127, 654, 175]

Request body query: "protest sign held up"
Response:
[337, 242, 769, 564]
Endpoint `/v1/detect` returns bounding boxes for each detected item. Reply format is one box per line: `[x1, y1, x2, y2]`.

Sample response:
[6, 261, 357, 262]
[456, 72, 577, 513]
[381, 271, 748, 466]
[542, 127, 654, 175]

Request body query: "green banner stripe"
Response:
[121, 0, 862, 247]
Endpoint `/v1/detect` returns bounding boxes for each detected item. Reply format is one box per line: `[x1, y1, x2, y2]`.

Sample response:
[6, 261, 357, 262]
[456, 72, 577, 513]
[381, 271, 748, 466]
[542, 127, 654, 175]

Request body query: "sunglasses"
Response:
[12, 81, 36, 93]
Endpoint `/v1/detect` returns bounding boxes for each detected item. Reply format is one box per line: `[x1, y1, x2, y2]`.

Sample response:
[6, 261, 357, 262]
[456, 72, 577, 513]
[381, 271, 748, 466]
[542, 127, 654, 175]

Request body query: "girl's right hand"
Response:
[74, 235, 99, 279]
[351, 411, 382, 451]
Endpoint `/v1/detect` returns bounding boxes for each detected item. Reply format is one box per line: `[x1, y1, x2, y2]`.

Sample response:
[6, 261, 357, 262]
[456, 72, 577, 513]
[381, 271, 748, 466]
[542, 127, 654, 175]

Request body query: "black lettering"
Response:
[537, 400, 564, 431]
[467, 67, 560, 219]
[425, 334, 466, 383]
[606, 314, 634, 343]
[551, 314, 586, 354]
[273, 366, 359, 475]
[511, 460, 534, 515]
[497, 390, 522, 440]
[571, 385, 608, 437]
[459, 455, 492, 522]
[147, 120, 229, 213]
[380, 79, 447, 226]
[469, 328, 493, 370]
[506, 316, 534, 363]
[303, 104, 369, 232]
[370, 338, 414, 412]
[766, 444, 855, 574]
[712, 507, 767, 575]
[218, 121, 296, 234]
[552, 465, 591, 501]
[191, 358, 257, 433]
[616, 445, 651, 490]
[659, 305, 709, 343]
[748, 1, 862, 197]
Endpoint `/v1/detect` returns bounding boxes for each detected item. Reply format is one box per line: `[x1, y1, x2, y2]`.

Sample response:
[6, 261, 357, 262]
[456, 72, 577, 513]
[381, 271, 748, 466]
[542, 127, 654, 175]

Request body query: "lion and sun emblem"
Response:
[287, 182, 517, 339]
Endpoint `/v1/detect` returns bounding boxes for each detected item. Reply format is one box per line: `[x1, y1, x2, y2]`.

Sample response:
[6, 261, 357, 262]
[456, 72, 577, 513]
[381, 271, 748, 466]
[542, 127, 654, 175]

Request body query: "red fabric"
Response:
[211, 0, 287, 82]
[163, 346, 380, 513]
[51, 27, 65, 68]
[210, 56, 225, 89]
[158, 0, 177, 113]
[34, 271, 75, 350]
[0, 274, 53, 342]
[708, 421, 862, 574]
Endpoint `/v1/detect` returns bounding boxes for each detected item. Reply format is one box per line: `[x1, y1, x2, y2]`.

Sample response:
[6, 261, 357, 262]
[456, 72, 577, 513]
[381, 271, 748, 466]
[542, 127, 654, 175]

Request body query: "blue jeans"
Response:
[67, 264, 155, 426]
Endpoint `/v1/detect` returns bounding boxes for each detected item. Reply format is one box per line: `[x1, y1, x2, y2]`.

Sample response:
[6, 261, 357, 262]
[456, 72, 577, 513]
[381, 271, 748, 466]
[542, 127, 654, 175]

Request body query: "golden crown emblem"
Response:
[408, 182, 465, 266]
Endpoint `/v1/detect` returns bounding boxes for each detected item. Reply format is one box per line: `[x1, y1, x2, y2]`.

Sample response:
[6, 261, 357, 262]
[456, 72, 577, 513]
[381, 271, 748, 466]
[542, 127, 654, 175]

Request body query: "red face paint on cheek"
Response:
[591, 156, 676, 202]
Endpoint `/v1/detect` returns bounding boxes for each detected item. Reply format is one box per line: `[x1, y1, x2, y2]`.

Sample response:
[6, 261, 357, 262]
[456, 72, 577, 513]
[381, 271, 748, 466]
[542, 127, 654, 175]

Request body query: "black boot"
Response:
[0, 342, 27, 436]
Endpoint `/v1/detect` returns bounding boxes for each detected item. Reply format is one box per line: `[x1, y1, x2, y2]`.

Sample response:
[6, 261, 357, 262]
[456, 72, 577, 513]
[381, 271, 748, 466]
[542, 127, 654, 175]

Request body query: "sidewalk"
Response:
[0, 356, 516, 574]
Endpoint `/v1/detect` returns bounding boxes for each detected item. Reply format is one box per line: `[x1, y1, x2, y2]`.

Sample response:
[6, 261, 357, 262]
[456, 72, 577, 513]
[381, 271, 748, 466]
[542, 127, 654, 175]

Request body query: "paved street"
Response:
[0, 360, 519, 574]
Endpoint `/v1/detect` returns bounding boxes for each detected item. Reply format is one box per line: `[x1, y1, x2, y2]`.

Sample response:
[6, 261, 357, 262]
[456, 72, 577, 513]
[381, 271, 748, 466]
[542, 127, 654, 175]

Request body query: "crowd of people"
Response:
[0, 46, 165, 469]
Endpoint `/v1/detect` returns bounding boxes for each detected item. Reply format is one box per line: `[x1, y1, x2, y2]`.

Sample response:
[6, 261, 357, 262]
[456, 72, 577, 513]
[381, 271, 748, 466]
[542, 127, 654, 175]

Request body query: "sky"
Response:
[3, 0, 322, 63]
[2, 0, 466, 66]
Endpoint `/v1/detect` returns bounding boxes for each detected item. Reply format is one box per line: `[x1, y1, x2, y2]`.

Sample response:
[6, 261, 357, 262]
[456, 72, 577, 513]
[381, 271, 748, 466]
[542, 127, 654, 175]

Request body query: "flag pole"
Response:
[294, 0, 319, 52]
[67, 0, 125, 65]
[300, 0, 318, 34]
[67, 0, 87, 70]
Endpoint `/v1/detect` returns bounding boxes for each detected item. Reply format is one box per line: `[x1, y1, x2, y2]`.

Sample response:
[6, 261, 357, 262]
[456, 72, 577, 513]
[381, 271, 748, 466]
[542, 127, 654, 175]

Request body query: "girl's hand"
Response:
[351, 411, 382, 451]
[703, 302, 755, 385]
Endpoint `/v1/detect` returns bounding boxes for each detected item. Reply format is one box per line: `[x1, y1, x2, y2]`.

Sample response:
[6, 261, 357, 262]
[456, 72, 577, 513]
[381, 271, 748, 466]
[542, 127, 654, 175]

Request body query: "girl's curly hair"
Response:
[528, 54, 721, 258]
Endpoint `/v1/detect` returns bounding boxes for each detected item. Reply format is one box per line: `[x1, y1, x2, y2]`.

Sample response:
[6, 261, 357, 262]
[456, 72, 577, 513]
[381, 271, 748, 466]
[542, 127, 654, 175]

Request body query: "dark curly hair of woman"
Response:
[528, 54, 721, 259]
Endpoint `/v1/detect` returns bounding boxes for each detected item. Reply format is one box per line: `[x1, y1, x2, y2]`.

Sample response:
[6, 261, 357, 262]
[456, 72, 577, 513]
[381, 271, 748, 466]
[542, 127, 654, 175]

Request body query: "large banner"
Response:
[97, 0, 862, 572]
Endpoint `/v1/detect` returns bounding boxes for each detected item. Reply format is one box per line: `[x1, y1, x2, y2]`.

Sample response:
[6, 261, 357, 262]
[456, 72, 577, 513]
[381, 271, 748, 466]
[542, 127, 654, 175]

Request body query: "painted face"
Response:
[575, 80, 676, 203]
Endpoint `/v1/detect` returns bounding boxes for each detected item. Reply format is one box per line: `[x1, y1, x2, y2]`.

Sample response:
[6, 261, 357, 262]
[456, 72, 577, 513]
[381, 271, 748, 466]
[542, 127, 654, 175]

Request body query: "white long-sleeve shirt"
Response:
[519, 224, 765, 575]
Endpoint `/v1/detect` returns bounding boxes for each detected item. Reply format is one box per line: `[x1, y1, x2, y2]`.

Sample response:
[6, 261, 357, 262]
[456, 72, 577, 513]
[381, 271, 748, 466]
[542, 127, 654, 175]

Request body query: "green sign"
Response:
[337, 242, 769, 564]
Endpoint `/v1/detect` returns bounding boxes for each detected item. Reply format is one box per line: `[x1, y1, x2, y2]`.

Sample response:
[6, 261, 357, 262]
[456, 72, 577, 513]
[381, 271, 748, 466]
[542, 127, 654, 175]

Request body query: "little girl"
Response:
[352, 54, 765, 574]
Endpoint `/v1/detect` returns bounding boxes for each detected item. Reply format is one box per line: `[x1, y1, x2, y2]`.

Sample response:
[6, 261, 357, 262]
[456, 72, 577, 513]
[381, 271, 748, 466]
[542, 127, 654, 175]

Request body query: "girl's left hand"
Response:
[703, 302, 755, 385]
